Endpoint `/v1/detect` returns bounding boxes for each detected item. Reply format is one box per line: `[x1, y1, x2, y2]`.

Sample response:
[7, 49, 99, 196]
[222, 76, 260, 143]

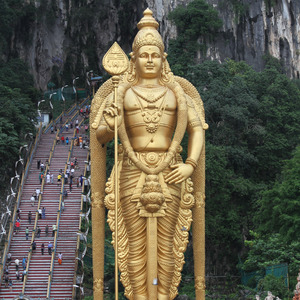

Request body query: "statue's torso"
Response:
[123, 86, 177, 152]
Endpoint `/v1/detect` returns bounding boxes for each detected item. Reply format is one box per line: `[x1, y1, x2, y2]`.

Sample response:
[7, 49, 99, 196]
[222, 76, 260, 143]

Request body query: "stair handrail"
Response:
[46, 118, 83, 298]
[43, 109, 66, 134]
[67, 97, 90, 122]
[43, 96, 90, 134]
[66, 102, 78, 116]
[72, 151, 89, 298]
[44, 101, 77, 134]
[22, 127, 58, 295]
[79, 96, 90, 108]
[0, 123, 43, 285]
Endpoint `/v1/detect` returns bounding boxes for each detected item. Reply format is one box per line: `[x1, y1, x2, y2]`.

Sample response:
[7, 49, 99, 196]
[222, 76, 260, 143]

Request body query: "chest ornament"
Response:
[131, 86, 168, 133]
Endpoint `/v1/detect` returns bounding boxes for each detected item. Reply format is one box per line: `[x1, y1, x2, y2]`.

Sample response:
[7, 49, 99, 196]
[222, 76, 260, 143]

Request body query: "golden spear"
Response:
[102, 42, 129, 299]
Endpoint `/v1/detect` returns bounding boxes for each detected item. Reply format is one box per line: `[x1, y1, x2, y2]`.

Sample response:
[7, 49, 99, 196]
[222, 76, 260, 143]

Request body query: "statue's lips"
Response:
[145, 64, 154, 69]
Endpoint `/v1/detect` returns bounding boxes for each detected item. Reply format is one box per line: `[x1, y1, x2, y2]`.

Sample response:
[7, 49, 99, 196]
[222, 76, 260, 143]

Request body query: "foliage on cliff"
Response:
[189, 60, 299, 295]
[0, 58, 38, 183]
[0, 0, 36, 56]
[168, 0, 222, 76]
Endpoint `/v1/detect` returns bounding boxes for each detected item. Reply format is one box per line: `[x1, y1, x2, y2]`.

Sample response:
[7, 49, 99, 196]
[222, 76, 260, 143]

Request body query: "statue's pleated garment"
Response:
[119, 163, 181, 298]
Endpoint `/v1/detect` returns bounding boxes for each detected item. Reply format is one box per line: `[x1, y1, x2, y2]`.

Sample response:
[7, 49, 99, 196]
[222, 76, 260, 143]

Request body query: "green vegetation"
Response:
[255, 146, 300, 242]
[168, 0, 222, 76]
[0, 59, 38, 184]
[182, 58, 299, 296]
[0, 0, 36, 55]
[264, 0, 277, 11]
[219, 0, 249, 21]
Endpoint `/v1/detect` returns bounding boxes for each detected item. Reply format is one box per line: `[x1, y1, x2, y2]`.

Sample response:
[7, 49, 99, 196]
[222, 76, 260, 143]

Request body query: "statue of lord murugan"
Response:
[90, 8, 208, 300]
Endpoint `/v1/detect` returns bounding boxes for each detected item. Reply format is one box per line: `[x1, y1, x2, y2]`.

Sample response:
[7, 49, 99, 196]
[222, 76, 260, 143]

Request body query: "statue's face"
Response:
[135, 45, 163, 79]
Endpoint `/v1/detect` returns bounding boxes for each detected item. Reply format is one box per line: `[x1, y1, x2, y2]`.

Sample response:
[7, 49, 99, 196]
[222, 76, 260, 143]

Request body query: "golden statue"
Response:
[90, 8, 208, 300]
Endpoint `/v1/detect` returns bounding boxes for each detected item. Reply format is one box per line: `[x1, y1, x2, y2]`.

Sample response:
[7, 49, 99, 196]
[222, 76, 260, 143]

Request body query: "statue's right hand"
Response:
[103, 103, 122, 130]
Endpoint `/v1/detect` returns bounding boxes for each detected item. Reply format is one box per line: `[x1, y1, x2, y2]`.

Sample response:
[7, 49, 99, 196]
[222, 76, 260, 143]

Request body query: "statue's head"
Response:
[127, 8, 172, 84]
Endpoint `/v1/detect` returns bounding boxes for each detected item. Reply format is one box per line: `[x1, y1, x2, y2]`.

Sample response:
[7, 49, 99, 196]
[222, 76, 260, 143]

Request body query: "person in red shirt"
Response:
[61, 136, 65, 144]
[15, 220, 20, 234]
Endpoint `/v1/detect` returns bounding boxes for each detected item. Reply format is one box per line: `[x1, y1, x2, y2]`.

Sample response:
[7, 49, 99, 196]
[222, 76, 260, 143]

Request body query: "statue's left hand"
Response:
[165, 164, 194, 184]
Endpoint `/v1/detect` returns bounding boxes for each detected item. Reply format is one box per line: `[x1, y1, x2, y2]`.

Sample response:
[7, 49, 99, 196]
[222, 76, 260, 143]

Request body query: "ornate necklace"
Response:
[131, 85, 167, 103]
[133, 89, 167, 133]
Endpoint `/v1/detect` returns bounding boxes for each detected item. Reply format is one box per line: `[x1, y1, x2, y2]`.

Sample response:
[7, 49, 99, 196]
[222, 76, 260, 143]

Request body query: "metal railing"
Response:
[0, 124, 43, 284]
[72, 151, 90, 299]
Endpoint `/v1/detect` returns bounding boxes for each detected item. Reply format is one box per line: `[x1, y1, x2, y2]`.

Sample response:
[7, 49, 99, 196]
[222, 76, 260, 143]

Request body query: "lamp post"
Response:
[86, 70, 93, 97]
[49, 92, 57, 109]
[37, 99, 45, 127]
[73, 77, 79, 106]
[90, 75, 102, 97]
[61, 85, 68, 113]
[49, 92, 57, 121]
[37, 100, 45, 119]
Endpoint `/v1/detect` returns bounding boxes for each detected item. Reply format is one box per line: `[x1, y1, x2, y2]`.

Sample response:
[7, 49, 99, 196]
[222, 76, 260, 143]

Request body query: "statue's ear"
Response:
[163, 52, 168, 60]
[129, 52, 135, 61]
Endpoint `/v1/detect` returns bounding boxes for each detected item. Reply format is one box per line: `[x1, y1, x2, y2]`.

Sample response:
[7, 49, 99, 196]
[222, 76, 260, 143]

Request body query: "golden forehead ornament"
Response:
[132, 8, 164, 53]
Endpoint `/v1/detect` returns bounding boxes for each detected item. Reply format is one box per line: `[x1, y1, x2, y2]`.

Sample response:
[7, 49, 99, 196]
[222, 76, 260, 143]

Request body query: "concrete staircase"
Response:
[0, 112, 89, 299]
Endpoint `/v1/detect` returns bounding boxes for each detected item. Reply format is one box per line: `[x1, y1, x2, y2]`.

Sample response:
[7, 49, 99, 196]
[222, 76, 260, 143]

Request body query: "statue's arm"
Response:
[95, 93, 115, 145]
[165, 95, 204, 184]
[186, 96, 204, 165]
[96, 123, 114, 145]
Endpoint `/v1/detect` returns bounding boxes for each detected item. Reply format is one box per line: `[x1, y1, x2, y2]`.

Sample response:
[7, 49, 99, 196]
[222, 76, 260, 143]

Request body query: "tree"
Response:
[255, 146, 300, 242]
[167, 0, 222, 76]
[0, 59, 37, 185]
[175, 58, 300, 276]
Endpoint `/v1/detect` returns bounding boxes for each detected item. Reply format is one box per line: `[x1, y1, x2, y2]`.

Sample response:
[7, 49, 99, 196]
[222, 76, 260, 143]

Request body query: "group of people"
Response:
[31, 239, 56, 255]
[56, 135, 70, 145]
[2, 248, 63, 288]
[30, 240, 63, 267]
[14, 205, 56, 240]
[31, 187, 41, 206]
[73, 135, 89, 149]
[57, 159, 84, 193]
[3, 254, 27, 289]
[37, 161, 54, 185]
[78, 105, 90, 118]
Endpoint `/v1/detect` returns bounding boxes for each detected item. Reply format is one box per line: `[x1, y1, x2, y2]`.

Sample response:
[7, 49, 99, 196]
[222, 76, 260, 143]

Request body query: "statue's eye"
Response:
[140, 53, 147, 58]
[153, 53, 160, 58]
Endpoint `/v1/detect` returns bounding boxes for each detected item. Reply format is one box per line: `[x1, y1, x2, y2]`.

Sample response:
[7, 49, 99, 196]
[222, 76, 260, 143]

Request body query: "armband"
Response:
[187, 118, 202, 129]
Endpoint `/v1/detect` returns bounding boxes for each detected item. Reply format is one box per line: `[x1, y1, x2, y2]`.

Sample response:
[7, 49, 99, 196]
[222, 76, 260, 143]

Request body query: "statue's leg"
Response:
[120, 168, 147, 298]
[157, 182, 180, 298]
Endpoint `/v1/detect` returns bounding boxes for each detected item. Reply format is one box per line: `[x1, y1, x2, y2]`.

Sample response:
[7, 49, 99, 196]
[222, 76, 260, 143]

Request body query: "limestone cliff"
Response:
[11, 0, 300, 89]
[150, 0, 300, 78]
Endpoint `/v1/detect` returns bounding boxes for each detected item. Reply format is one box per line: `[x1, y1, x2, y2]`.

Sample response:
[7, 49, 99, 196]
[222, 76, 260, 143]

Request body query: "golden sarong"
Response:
[105, 151, 194, 299]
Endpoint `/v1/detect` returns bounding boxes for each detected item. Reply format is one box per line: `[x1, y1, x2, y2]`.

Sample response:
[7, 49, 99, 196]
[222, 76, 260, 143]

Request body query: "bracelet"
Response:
[185, 158, 198, 169]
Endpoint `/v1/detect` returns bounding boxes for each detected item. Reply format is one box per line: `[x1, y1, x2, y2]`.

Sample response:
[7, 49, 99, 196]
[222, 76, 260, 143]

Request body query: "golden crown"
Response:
[132, 8, 164, 53]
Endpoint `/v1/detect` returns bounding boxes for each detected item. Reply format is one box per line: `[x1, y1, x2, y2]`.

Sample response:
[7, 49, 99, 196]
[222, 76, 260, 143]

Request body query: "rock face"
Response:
[204, 0, 300, 78]
[12, 0, 300, 89]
